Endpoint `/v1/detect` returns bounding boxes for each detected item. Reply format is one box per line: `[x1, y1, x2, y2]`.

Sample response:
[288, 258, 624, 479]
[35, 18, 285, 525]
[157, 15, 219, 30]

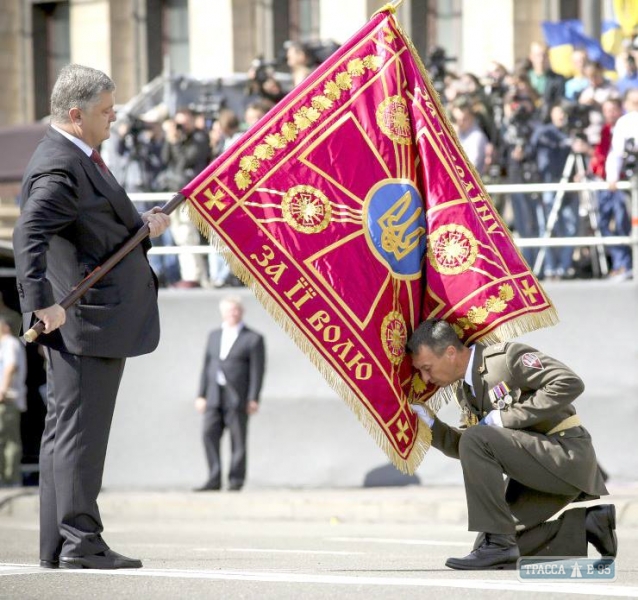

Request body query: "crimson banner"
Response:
[181, 8, 557, 472]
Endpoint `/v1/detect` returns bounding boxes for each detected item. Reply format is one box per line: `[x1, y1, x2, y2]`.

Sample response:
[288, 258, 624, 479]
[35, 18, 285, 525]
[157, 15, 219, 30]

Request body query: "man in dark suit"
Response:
[195, 295, 265, 491]
[12, 64, 170, 570]
[408, 319, 616, 570]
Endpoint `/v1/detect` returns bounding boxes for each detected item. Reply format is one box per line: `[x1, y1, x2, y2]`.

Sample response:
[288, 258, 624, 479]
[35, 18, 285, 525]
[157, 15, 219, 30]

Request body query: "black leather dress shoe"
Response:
[445, 533, 520, 570]
[59, 549, 143, 570]
[39, 560, 59, 569]
[227, 483, 243, 491]
[586, 504, 618, 558]
[193, 483, 221, 492]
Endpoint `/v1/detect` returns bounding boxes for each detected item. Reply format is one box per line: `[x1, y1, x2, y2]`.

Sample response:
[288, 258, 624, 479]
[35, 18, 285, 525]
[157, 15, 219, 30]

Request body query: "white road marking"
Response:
[226, 548, 364, 556]
[1, 563, 637, 596]
[328, 536, 468, 546]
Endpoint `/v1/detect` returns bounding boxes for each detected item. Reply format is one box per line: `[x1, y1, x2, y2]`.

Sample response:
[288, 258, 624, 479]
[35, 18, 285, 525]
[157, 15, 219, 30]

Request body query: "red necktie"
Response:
[90, 149, 109, 174]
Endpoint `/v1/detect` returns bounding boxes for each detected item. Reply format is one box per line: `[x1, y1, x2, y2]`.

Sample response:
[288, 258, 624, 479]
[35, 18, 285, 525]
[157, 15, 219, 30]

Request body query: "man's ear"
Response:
[445, 345, 456, 360]
[69, 107, 81, 124]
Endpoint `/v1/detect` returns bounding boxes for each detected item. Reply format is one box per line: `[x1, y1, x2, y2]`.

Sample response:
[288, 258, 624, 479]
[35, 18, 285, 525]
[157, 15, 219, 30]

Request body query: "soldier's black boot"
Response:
[586, 504, 618, 559]
[445, 533, 520, 570]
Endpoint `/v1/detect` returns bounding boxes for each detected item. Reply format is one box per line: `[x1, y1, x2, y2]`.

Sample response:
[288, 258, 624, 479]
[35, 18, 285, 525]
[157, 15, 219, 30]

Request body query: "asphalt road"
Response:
[2, 489, 638, 600]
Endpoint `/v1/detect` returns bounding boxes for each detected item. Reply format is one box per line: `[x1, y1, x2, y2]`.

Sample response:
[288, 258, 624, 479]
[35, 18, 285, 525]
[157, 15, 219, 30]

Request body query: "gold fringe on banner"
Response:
[187, 202, 431, 473]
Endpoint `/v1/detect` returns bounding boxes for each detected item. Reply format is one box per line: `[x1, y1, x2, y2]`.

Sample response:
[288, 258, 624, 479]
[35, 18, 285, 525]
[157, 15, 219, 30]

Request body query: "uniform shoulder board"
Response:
[486, 342, 508, 355]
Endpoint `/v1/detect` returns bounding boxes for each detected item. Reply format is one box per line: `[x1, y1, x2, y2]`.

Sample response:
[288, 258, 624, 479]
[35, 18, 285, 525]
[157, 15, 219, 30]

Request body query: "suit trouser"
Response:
[460, 425, 589, 557]
[203, 386, 249, 487]
[40, 349, 125, 561]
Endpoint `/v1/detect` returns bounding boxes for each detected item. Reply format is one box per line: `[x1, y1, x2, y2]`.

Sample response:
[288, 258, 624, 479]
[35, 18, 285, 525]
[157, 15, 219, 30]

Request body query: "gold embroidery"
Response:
[455, 284, 515, 332]
[395, 418, 410, 443]
[381, 311, 407, 365]
[347, 58, 365, 77]
[202, 188, 226, 212]
[376, 96, 412, 144]
[377, 191, 425, 260]
[281, 185, 332, 233]
[254, 144, 275, 160]
[265, 133, 287, 149]
[427, 224, 478, 275]
[232, 54, 384, 189]
[239, 156, 259, 173]
[235, 171, 251, 190]
[312, 96, 333, 111]
[383, 26, 397, 43]
[281, 122, 299, 142]
[521, 279, 539, 303]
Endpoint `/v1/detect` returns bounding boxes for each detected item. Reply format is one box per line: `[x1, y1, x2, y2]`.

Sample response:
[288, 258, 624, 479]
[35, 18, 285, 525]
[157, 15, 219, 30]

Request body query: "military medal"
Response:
[490, 382, 513, 411]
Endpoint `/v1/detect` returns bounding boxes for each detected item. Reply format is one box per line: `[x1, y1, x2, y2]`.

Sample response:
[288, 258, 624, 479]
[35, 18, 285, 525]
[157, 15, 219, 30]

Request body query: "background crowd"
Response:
[107, 38, 638, 288]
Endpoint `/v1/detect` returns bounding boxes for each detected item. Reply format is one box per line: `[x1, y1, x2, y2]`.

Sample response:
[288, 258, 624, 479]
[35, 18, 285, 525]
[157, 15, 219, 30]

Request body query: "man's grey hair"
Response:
[219, 295, 244, 312]
[50, 64, 115, 124]
[406, 319, 464, 357]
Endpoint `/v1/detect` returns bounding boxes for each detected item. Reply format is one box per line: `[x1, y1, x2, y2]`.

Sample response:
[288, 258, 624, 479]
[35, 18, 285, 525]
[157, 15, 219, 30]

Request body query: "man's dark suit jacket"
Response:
[198, 326, 265, 407]
[12, 126, 160, 358]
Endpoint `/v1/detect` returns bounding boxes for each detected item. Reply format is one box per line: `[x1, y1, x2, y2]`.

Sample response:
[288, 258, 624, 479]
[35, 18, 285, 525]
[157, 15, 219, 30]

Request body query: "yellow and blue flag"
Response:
[542, 19, 616, 76]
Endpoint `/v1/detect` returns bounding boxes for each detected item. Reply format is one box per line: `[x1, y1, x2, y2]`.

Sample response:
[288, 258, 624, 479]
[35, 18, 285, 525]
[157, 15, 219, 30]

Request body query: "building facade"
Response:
[0, 0, 607, 126]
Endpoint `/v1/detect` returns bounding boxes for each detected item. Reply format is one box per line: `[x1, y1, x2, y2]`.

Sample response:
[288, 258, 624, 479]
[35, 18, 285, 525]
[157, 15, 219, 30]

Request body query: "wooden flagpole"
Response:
[23, 193, 186, 343]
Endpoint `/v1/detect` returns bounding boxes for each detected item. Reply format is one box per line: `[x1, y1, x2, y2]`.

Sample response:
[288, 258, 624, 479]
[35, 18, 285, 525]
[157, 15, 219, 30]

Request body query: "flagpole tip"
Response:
[372, 0, 404, 17]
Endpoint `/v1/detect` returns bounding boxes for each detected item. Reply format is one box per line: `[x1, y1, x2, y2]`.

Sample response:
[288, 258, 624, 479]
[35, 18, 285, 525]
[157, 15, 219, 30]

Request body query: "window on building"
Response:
[32, 1, 70, 120]
[288, 0, 320, 43]
[162, 0, 190, 75]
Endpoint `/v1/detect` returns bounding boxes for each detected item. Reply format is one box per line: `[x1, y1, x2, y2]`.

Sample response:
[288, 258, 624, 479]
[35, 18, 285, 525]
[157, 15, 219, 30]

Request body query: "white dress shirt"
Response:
[216, 322, 243, 386]
[606, 111, 638, 182]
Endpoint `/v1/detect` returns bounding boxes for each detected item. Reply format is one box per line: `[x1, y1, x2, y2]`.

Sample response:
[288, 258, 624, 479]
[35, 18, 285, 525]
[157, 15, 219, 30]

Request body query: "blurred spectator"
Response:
[606, 88, 638, 190]
[530, 103, 583, 279]
[116, 107, 168, 193]
[0, 316, 27, 488]
[451, 100, 489, 175]
[525, 42, 566, 120]
[500, 92, 543, 267]
[616, 54, 638, 97]
[577, 62, 619, 108]
[243, 99, 274, 130]
[565, 49, 590, 101]
[210, 108, 241, 159]
[590, 97, 632, 280]
[286, 41, 314, 87]
[158, 108, 211, 286]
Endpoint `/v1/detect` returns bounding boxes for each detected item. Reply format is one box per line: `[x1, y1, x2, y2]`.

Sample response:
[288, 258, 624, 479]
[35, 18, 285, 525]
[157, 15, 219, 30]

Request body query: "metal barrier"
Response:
[131, 177, 638, 273]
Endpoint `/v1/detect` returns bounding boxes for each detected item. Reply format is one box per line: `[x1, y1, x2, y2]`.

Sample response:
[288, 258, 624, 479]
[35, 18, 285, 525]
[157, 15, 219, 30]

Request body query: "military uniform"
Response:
[431, 341, 608, 557]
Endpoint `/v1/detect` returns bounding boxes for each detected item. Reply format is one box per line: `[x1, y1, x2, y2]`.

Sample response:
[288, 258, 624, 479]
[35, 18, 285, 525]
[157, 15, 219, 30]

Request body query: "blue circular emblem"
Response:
[364, 180, 426, 278]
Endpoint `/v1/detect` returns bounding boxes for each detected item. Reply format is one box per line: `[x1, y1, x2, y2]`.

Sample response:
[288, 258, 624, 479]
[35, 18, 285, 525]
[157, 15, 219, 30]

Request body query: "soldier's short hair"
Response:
[406, 319, 463, 356]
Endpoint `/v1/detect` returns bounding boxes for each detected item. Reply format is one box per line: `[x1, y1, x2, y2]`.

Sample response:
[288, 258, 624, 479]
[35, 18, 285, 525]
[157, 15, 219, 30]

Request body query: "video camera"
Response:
[622, 138, 638, 179]
[564, 102, 590, 139]
[426, 46, 456, 95]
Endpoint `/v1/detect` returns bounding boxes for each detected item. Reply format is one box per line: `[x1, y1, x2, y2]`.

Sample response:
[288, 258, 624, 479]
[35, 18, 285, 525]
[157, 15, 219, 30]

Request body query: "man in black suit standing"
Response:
[12, 64, 170, 570]
[195, 296, 265, 491]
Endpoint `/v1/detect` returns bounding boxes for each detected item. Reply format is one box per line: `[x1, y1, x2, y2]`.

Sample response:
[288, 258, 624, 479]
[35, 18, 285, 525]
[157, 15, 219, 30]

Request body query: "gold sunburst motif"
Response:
[381, 311, 407, 365]
[427, 224, 478, 275]
[281, 185, 332, 234]
[376, 96, 412, 145]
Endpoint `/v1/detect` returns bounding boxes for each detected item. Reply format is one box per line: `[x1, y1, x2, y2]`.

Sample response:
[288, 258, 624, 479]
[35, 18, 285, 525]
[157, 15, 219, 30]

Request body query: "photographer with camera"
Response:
[589, 97, 633, 281]
[499, 89, 543, 267]
[116, 107, 167, 193]
[525, 42, 566, 122]
[530, 102, 587, 280]
[450, 99, 490, 176]
[604, 89, 638, 281]
[157, 107, 211, 287]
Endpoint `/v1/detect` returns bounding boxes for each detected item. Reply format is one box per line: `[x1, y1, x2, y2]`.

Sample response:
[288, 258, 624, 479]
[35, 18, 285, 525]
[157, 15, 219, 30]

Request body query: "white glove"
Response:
[481, 409, 503, 427]
[410, 403, 435, 427]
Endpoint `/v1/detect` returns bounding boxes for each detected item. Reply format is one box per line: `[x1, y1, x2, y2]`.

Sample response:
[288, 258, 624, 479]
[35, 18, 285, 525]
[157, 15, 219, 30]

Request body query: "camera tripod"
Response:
[533, 151, 608, 278]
